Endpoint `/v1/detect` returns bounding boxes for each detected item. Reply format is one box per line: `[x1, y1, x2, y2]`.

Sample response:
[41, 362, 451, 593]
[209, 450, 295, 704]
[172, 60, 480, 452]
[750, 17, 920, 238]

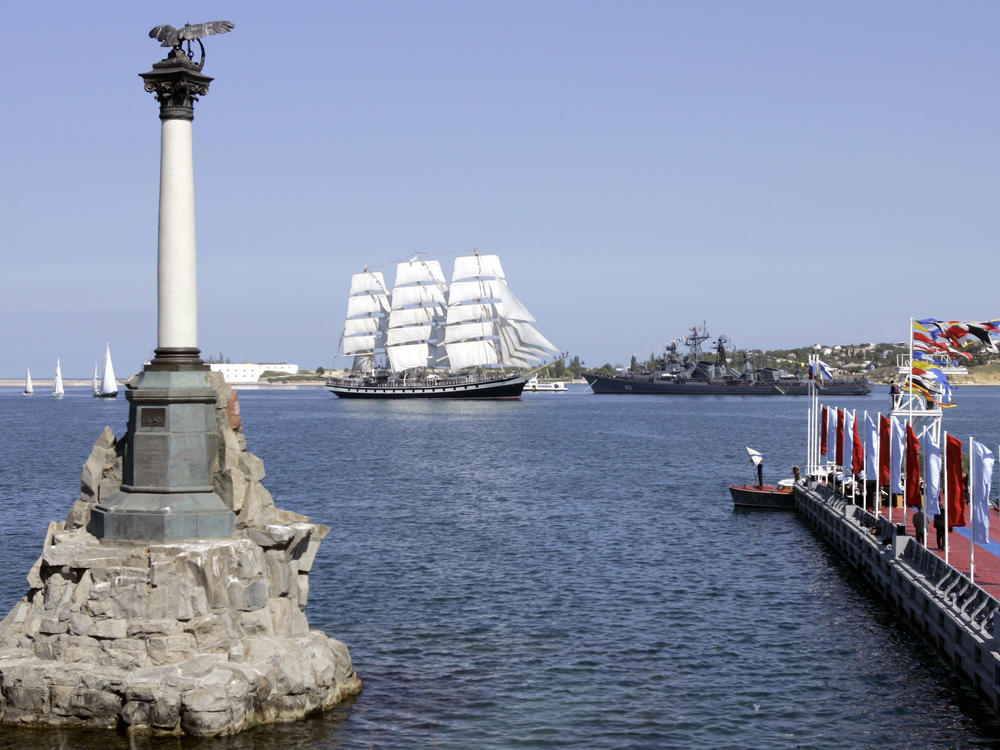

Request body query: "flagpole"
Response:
[863, 409, 868, 512]
[970, 435, 975, 584]
[875, 412, 881, 521]
[806, 355, 816, 477]
[888, 416, 893, 526]
[943, 429, 949, 565]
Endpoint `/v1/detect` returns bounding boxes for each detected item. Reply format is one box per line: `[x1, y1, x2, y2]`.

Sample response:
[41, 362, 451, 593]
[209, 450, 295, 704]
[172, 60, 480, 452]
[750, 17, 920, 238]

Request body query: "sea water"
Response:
[0, 384, 999, 749]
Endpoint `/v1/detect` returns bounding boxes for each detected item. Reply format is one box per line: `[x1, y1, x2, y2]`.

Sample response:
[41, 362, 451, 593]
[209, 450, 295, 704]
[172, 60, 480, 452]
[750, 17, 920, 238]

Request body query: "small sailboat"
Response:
[95, 343, 118, 398]
[22, 367, 33, 397]
[91, 363, 99, 396]
[52, 359, 64, 398]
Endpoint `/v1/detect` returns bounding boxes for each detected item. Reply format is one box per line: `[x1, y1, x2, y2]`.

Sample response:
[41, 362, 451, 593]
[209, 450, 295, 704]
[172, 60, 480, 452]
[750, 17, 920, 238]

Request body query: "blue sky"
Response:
[3, 1, 999, 377]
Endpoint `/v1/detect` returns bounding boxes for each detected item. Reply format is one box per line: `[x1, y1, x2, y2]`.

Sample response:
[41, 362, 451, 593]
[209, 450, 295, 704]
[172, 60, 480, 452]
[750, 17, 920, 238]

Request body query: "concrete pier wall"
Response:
[795, 482, 1000, 711]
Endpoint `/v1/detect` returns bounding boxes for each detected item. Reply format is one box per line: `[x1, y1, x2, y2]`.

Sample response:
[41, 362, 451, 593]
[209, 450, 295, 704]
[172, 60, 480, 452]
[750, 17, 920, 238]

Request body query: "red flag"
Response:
[879, 415, 890, 485]
[820, 406, 828, 455]
[905, 423, 921, 507]
[852, 416, 864, 474]
[946, 434, 966, 527]
[836, 409, 845, 465]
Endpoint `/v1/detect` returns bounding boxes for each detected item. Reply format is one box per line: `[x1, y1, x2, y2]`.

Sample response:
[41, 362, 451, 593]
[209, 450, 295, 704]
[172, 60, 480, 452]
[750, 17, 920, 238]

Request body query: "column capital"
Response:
[139, 50, 214, 121]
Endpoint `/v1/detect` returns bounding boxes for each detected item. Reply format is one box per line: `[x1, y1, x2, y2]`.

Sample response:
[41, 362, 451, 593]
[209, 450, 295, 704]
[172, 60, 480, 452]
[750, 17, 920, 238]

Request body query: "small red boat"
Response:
[729, 481, 796, 509]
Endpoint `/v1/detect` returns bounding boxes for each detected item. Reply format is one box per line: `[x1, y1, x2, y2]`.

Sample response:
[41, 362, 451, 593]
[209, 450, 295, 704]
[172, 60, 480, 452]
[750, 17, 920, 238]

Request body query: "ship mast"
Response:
[683, 324, 710, 361]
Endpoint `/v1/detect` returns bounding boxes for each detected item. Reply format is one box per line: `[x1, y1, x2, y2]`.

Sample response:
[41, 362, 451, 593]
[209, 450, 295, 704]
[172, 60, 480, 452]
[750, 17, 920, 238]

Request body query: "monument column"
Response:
[88, 43, 234, 541]
[143, 49, 211, 364]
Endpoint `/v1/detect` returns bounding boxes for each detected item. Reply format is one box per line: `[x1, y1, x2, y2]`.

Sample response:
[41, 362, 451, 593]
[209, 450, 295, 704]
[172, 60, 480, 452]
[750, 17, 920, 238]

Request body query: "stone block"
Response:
[102, 638, 147, 670]
[147, 634, 197, 666]
[121, 699, 151, 729]
[126, 618, 180, 638]
[42, 574, 69, 611]
[85, 599, 114, 618]
[182, 686, 229, 713]
[185, 616, 231, 652]
[66, 613, 92, 636]
[89, 566, 148, 585]
[70, 569, 93, 608]
[89, 618, 128, 640]
[239, 607, 274, 637]
[38, 618, 68, 635]
[33, 635, 64, 660]
[0, 600, 31, 642]
[150, 690, 181, 730]
[239, 451, 266, 483]
[142, 585, 166, 620]
[50, 685, 122, 721]
[295, 526, 330, 572]
[275, 508, 311, 525]
[149, 559, 175, 587]
[236, 545, 264, 579]
[230, 578, 268, 612]
[62, 635, 102, 663]
[296, 574, 310, 608]
[111, 584, 147, 619]
[5, 684, 49, 711]
[263, 551, 292, 598]
[268, 598, 293, 636]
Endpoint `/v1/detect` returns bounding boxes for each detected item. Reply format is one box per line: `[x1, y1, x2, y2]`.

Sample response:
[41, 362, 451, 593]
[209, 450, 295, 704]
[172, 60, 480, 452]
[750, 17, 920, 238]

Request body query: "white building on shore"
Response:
[208, 363, 299, 384]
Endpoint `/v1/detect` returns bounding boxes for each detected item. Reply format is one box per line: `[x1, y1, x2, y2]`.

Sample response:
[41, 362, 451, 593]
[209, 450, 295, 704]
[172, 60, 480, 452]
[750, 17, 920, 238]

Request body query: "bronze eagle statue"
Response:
[148, 21, 234, 70]
[149, 21, 235, 48]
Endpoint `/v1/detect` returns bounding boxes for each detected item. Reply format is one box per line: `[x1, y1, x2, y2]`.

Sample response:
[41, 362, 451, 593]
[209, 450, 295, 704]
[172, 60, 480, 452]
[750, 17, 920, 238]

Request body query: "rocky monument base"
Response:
[0, 375, 361, 736]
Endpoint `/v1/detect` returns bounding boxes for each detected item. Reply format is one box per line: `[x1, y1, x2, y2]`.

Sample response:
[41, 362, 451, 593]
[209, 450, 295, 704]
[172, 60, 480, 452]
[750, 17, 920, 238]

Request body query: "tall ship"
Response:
[325, 252, 563, 399]
[583, 325, 872, 396]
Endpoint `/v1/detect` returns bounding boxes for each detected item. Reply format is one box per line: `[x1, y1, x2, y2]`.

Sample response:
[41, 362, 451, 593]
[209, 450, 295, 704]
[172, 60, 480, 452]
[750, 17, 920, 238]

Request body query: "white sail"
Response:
[387, 342, 431, 372]
[342, 269, 390, 371]
[385, 257, 448, 371]
[444, 253, 558, 370]
[23, 367, 33, 396]
[393, 258, 446, 287]
[92, 363, 99, 396]
[346, 294, 388, 318]
[446, 302, 496, 325]
[391, 284, 446, 308]
[344, 317, 383, 336]
[343, 334, 381, 355]
[53, 359, 64, 397]
[448, 279, 503, 306]
[444, 340, 501, 370]
[389, 306, 438, 327]
[387, 324, 434, 346]
[452, 253, 506, 282]
[444, 321, 494, 344]
[99, 343, 118, 397]
[349, 271, 391, 297]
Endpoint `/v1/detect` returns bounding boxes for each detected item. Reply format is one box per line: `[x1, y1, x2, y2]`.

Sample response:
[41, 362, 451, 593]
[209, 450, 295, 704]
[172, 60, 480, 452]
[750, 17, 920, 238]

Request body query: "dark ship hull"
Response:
[729, 484, 796, 509]
[325, 372, 529, 399]
[583, 373, 871, 396]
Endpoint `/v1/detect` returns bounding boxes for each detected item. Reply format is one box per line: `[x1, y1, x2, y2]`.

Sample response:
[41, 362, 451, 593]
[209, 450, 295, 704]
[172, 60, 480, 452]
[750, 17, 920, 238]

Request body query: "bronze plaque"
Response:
[140, 407, 167, 428]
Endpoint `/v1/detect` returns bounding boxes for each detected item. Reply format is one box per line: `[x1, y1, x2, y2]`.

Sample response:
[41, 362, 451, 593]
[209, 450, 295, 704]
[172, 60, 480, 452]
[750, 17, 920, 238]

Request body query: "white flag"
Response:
[864, 413, 878, 480]
[972, 440, 994, 545]
[889, 416, 904, 495]
[923, 432, 941, 517]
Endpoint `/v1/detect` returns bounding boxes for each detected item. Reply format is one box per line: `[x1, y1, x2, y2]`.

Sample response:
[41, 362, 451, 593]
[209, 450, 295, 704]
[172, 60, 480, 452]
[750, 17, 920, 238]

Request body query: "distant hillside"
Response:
[589, 341, 1000, 385]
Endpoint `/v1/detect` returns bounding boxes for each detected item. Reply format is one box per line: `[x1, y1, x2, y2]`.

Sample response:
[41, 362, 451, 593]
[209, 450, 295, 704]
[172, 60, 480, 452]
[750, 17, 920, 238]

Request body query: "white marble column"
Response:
[157, 118, 198, 352]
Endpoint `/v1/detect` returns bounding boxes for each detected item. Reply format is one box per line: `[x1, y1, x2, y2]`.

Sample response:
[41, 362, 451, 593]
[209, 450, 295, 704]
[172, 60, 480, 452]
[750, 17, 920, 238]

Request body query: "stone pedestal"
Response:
[89, 367, 233, 541]
[0, 376, 361, 735]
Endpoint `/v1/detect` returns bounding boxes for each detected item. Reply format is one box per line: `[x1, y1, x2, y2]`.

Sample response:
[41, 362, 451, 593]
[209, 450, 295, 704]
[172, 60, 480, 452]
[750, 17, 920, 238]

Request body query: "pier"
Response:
[795, 480, 1000, 711]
